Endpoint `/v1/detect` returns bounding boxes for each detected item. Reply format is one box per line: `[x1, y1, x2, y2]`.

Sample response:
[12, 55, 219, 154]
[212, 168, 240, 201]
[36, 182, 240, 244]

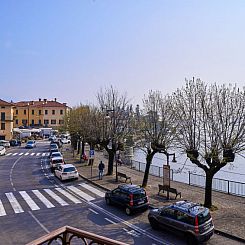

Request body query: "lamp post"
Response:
[27, 102, 30, 127]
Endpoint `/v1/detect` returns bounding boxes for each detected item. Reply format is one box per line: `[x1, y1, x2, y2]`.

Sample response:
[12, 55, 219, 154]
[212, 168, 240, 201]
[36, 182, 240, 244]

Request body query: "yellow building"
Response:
[0, 99, 14, 140]
[13, 98, 70, 129]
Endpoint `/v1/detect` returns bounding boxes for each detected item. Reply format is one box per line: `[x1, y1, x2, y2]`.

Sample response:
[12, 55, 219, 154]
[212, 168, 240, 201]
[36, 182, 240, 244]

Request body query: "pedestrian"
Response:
[98, 160, 105, 180]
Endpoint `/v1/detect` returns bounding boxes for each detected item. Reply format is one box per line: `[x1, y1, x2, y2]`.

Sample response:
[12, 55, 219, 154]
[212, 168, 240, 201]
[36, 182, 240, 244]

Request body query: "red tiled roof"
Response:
[13, 100, 69, 108]
[0, 99, 13, 106]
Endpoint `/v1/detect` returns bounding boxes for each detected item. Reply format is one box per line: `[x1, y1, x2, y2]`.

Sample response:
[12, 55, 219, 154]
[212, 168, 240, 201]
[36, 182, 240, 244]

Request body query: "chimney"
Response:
[54, 98, 57, 102]
[44, 99, 47, 102]
[39, 98, 41, 101]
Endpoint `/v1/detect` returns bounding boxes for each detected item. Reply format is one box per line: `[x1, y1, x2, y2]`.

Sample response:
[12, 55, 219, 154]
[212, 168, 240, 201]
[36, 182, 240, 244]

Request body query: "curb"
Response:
[79, 173, 245, 243]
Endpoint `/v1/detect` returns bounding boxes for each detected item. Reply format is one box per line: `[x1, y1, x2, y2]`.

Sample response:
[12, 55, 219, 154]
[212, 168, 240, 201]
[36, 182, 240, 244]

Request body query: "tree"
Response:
[172, 79, 245, 208]
[97, 86, 132, 175]
[136, 90, 176, 188]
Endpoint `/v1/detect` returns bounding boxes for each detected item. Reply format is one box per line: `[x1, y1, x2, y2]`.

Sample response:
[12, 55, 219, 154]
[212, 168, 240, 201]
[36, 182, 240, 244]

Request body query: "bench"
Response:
[158, 184, 181, 199]
[117, 172, 132, 184]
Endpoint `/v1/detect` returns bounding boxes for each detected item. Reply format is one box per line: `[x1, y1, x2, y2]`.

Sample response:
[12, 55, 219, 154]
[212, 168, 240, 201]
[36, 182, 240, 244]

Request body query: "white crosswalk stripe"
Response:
[79, 183, 105, 197]
[0, 199, 6, 216]
[19, 191, 40, 211]
[6, 153, 12, 156]
[42, 153, 46, 156]
[32, 190, 55, 208]
[31, 153, 35, 156]
[36, 153, 41, 156]
[12, 153, 18, 156]
[19, 153, 23, 155]
[44, 189, 69, 206]
[25, 153, 29, 156]
[55, 188, 82, 204]
[5, 192, 24, 214]
[67, 186, 95, 202]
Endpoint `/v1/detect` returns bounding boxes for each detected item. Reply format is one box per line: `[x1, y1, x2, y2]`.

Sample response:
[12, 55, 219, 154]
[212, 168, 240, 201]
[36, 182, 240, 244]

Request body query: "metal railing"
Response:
[27, 225, 128, 245]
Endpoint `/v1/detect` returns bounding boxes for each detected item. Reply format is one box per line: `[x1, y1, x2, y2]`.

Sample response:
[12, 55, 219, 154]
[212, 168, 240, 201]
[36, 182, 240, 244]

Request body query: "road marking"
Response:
[6, 153, 12, 156]
[25, 153, 29, 156]
[28, 211, 50, 233]
[79, 183, 105, 197]
[44, 189, 69, 206]
[67, 186, 95, 202]
[88, 208, 98, 214]
[46, 153, 49, 156]
[105, 218, 117, 224]
[127, 230, 141, 238]
[12, 153, 18, 156]
[32, 190, 55, 208]
[55, 188, 82, 204]
[42, 153, 46, 156]
[19, 191, 40, 211]
[31, 153, 35, 156]
[36, 153, 41, 156]
[19, 153, 23, 155]
[5, 192, 24, 213]
[0, 199, 6, 216]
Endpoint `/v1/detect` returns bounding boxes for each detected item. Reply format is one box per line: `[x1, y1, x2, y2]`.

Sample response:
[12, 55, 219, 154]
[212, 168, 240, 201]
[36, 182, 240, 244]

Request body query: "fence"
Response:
[130, 160, 245, 197]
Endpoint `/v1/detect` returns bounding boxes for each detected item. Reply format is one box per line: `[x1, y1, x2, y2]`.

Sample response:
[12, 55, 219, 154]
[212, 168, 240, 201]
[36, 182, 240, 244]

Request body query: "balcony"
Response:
[27, 226, 128, 245]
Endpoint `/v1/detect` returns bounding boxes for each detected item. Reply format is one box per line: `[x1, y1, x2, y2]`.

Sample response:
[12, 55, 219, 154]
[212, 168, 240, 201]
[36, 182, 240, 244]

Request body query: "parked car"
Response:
[9, 139, 21, 147]
[148, 200, 214, 244]
[25, 140, 37, 149]
[0, 146, 6, 156]
[105, 184, 149, 215]
[0, 140, 10, 148]
[54, 164, 78, 181]
[50, 151, 63, 159]
[49, 148, 59, 158]
[50, 156, 64, 171]
[49, 143, 58, 150]
[60, 138, 71, 144]
[52, 139, 62, 148]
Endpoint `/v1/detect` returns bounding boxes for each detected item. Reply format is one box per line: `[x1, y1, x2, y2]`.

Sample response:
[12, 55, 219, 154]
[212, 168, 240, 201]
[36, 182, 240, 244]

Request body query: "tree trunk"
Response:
[77, 140, 81, 155]
[107, 149, 114, 175]
[81, 141, 85, 155]
[204, 170, 215, 208]
[142, 152, 155, 188]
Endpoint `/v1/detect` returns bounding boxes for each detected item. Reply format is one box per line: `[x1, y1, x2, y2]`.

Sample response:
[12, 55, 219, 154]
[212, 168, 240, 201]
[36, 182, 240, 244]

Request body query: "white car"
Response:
[0, 140, 10, 148]
[54, 164, 79, 181]
[50, 156, 64, 171]
[60, 138, 71, 144]
[0, 146, 6, 156]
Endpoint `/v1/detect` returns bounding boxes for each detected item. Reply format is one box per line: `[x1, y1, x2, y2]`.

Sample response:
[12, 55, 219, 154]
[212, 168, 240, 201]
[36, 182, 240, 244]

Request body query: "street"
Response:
[0, 141, 242, 245]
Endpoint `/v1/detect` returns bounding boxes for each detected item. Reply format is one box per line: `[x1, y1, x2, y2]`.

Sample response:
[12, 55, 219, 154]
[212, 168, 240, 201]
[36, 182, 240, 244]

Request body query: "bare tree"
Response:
[97, 86, 132, 175]
[136, 90, 176, 187]
[172, 79, 245, 208]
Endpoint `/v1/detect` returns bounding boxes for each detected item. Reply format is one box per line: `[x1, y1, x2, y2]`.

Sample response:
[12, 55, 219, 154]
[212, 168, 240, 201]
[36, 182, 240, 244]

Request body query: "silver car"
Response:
[148, 201, 214, 244]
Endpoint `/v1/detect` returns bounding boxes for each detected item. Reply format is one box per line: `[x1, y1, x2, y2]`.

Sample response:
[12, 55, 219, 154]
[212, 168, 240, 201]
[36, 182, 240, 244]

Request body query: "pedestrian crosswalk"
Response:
[5, 152, 50, 157]
[0, 184, 105, 217]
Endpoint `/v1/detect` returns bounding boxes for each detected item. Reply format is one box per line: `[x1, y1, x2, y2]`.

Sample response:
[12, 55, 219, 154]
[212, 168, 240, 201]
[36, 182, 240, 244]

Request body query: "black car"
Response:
[9, 139, 21, 146]
[105, 184, 149, 215]
[148, 201, 214, 244]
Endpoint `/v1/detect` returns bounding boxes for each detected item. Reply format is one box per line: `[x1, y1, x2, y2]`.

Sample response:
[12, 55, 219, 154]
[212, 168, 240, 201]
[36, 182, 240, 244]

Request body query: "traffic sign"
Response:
[89, 150, 95, 157]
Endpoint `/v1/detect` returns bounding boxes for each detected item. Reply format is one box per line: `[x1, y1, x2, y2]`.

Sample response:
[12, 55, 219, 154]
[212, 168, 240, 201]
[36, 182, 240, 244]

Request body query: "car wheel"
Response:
[149, 218, 159, 230]
[125, 207, 132, 216]
[105, 198, 111, 205]
[186, 234, 197, 245]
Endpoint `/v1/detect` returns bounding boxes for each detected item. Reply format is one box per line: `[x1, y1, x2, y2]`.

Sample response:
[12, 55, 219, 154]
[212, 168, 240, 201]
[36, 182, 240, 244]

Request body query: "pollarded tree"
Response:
[97, 86, 133, 175]
[172, 79, 245, 208]
[136, 90, 176, 188]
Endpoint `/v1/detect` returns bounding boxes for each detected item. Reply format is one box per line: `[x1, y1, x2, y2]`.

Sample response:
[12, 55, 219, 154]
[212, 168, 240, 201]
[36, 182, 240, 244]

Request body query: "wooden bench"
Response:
[117, 172, 132, 184]
[158, 184, 181, 199]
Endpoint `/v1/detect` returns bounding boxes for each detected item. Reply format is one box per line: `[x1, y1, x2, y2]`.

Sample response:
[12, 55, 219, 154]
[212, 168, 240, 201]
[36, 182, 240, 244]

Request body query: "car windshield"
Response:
[53, 159, 63, 164]
[198, 209, 211, 225]
[27, 141, 34, 144]
[52, 153, 61, 157]
[133, 190, 146, 199]
[63, 167, 76, 172]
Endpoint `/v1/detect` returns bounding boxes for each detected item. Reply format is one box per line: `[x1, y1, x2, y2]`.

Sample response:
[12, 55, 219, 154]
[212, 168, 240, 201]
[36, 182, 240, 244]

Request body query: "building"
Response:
[0, 99, 14, 140]
[13, 98, 70, 129]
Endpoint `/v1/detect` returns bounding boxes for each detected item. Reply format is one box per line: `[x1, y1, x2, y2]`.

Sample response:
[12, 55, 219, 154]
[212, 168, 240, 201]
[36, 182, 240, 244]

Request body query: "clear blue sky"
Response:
[1, 0, 245, 107]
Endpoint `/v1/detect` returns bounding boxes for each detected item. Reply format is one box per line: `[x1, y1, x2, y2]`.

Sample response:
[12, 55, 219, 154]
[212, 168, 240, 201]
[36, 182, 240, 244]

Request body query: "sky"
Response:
[1, 0, 245, 107]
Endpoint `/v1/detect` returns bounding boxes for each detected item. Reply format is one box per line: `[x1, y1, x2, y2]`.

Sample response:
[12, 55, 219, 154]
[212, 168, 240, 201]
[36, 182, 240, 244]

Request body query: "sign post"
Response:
[89, 150, 95, 178]
[163, 165, 170, 199]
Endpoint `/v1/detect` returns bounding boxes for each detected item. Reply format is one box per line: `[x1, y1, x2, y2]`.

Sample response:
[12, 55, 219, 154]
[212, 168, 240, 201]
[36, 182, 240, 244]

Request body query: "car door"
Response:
[110, 188, 123, 205]
[55, 166, 62, 178]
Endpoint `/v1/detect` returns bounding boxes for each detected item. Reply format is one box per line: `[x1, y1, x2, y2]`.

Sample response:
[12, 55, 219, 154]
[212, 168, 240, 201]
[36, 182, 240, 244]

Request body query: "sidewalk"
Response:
[62, 146, 245, 243]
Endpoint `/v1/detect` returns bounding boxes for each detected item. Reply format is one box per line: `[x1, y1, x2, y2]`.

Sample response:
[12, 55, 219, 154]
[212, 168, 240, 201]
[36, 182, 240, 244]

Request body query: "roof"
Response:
[62, 164, 75, 168]
[13, 99, 69, 108]
[0, 99, 13, 106]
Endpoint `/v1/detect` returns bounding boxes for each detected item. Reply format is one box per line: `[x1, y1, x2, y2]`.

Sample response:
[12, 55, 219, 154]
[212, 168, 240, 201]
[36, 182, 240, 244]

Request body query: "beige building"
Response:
[13, 98, 70, 129]
[0, 99, 14, 140]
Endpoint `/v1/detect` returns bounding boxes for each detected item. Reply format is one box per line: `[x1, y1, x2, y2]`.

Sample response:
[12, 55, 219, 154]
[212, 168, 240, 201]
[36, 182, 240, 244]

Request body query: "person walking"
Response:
[98, 160, 105, 180]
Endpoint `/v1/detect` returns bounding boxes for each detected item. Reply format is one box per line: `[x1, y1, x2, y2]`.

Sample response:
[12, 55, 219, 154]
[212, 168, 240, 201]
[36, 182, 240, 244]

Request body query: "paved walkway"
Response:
[62, 146, 245, 243]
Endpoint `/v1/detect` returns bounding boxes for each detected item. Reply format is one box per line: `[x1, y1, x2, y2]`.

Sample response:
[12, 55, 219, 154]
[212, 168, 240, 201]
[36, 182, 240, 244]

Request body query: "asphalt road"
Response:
[0, 141, 242, 245]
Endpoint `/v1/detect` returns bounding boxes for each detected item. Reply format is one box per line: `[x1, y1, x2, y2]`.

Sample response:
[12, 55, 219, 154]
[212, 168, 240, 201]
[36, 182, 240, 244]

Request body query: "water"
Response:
[133, 149, 245, 184]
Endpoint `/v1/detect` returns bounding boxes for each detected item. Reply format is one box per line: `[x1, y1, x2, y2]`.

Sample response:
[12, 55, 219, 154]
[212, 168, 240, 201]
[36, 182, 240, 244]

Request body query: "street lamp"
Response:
[27, 102, 30, 127]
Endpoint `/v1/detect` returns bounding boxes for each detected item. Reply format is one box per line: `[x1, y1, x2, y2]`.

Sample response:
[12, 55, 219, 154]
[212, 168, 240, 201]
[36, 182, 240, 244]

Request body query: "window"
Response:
[1, 123, 5, 130]
[1, 106, 5, 109]
[1, 112, 5, 121]
[32, 110, 34, 115]
[16, 110, 18, 115]
[52, 110, 55, 115]
[24, 109, 26, 115]
[60, 109, 63, 115]
[51, 119, 56, 125]
[39, 110, 42, 115]
[16, 119, 18, 125]
[45, 110, 48, 115]
[38, 119, 41, 125]
[44, 119, 49, 125]
[22, 119, 27, 125]
[31, 120, 34, 125]
[59, 120, 64, 125]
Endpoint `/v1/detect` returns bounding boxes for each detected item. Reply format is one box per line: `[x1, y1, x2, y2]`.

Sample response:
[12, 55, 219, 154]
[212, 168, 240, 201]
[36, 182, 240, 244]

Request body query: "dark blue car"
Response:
[25, 140, 36, 149]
